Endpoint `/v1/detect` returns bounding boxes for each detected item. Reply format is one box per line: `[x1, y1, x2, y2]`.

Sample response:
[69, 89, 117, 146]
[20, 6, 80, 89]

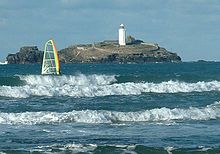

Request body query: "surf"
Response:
[0, 101, 219, 125]
[1, 74, 220, 98]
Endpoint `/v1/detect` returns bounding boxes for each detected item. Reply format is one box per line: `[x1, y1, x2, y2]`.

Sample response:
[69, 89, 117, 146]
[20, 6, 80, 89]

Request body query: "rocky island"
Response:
[6, 39, 181, 64]
[6, 24, 181, 64]
[6, 46, 43, 64]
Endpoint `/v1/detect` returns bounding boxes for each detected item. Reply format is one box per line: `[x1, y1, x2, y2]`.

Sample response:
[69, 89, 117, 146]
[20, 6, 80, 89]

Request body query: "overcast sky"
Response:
[0, 0, 220, 61]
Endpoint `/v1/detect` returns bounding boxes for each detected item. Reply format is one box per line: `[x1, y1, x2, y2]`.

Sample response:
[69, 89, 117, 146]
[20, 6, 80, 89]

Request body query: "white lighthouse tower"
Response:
[118, 24, 126, 46]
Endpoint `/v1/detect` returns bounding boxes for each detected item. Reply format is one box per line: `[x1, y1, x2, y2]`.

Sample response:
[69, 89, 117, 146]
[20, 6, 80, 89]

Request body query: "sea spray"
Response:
[1, 74, 220, 98]
[0, 101, 219, 125]
[19, 74, 117, 86]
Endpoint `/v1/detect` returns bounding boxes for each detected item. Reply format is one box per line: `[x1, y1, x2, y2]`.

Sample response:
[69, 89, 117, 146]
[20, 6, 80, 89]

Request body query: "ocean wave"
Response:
[19, 74, 117, 86]
[0, 143, 220, 154]
[1, 74, 220, 98]
[2, 144, 218, 154]
[0, 102, 219, 125]
[0, 76, 24, 86]
[33, 144, 98, 153]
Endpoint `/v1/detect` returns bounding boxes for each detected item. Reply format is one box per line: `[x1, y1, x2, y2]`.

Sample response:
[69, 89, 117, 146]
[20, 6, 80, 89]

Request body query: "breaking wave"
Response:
[19, 74, 117, 86]
[2, 144, 219, 154]
[0, 102, 219, 125]
[0, 74, 220, 98]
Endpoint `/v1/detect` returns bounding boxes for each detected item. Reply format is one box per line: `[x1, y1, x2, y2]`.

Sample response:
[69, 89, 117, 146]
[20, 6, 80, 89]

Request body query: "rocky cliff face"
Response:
[6, 46, 43, 64]
[6, 43, 181, 64]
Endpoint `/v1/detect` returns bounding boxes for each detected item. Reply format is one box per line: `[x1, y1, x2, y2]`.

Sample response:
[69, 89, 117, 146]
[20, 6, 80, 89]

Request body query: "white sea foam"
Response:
[33, 144, 137, 153]
[19, 74, 117, 86]
[32, 143, 97, 153]
[0, 102, 219, 125]
[165, 146, 176, 154]
[1, 74, 220, 98]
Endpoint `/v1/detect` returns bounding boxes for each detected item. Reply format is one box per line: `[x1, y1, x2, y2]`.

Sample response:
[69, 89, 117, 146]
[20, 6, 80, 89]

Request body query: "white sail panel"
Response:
[41, 39, 60, 75]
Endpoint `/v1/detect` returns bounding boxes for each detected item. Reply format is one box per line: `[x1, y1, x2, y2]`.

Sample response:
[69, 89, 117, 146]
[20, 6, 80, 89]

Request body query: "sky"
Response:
[0, 0, 220, 61]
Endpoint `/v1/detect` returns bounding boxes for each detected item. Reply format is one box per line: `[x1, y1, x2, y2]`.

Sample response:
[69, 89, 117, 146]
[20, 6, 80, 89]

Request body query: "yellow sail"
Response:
[41, 39, 60, 75]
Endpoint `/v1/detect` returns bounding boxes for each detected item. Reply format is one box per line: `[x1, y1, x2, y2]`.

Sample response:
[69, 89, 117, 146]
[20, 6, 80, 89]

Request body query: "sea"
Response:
[0, 62, 220, 154]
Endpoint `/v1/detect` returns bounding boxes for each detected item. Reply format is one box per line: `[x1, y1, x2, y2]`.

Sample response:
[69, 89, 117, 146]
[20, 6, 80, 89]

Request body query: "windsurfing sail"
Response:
[41, 39, 60, 75]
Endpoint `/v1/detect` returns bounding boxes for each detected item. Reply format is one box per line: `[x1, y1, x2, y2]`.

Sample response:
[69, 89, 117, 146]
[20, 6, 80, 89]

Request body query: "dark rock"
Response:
[6, 42, 181, 64]
[6, 46, 43, 64]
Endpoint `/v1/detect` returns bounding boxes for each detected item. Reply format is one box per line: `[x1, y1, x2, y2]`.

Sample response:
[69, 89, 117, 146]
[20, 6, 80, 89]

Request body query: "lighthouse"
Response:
[118, 24, 126, 46]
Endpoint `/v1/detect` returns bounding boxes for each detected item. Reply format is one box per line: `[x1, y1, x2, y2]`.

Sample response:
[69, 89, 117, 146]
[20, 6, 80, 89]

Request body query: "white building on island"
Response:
[118, 24, 126, 46]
